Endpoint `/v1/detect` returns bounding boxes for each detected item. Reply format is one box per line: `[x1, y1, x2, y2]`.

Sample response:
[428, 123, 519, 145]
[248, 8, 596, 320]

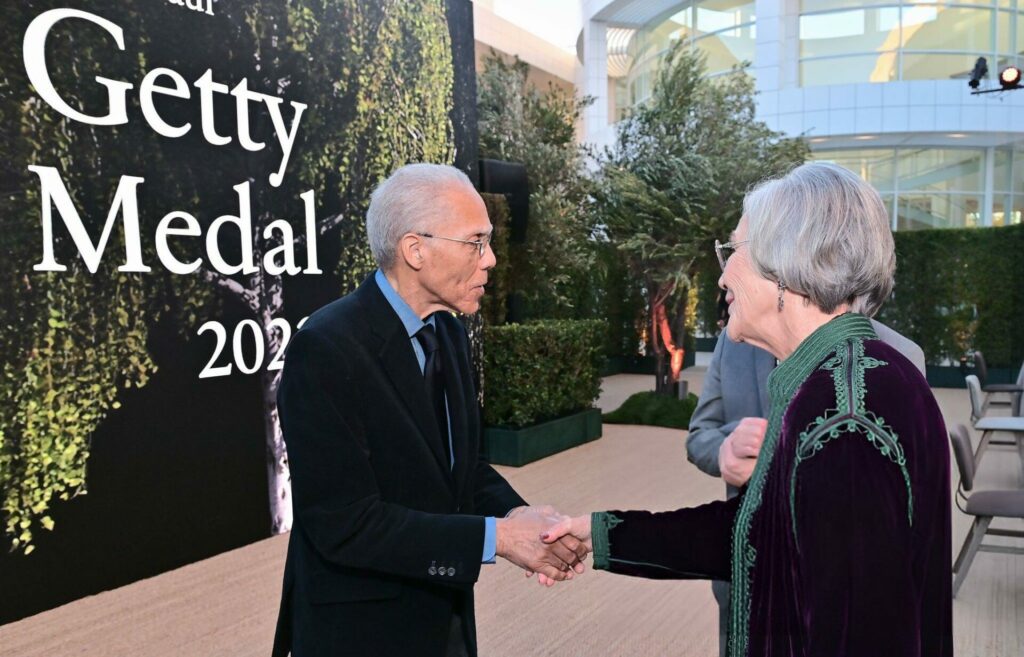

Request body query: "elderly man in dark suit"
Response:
[271, 163, 587, 657]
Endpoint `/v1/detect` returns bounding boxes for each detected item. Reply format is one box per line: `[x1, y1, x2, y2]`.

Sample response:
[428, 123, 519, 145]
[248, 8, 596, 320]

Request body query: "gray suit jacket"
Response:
[686, 318, 926, 500]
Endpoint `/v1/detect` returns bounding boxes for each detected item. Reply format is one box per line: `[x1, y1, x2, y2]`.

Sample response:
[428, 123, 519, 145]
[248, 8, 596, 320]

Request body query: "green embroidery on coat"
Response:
[788, 339, 913, 545]
[727, 314, 877, 657]
[591, 512, 623, 571]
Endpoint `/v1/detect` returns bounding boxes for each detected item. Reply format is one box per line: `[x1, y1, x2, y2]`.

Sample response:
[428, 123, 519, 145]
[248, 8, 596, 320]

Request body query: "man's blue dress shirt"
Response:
[374, 270, 497, 563]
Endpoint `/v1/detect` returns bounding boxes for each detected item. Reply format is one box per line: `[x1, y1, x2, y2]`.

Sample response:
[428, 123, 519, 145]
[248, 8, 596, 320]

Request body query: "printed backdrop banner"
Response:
[0, 0, 476, 623]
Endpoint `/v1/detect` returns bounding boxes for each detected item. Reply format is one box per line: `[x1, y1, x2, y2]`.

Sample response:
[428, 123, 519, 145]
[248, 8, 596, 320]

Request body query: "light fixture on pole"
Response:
[968, 57, 988, 89]
[970, 58, 1023, 94]
[999, 65, 1022, 90]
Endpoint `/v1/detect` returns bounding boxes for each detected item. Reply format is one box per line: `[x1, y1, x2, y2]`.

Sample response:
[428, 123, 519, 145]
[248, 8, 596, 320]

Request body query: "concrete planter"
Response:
[484, 408, 602, 467]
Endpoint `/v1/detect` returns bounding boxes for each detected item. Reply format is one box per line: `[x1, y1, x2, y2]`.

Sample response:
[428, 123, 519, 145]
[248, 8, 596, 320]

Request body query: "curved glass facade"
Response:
[800, 1, 1024, 86]
[814, 144, 1024, 229]
[592, 0, 1024, 231]
[626, 1, 756, 106]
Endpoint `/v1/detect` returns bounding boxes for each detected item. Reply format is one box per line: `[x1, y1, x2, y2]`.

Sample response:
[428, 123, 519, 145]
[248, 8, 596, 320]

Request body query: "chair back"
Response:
[965, 374, 984, 423]
[949, 424, 976, 492]
[1016, 361, 1024, 417]
[973, 351, 990, 387]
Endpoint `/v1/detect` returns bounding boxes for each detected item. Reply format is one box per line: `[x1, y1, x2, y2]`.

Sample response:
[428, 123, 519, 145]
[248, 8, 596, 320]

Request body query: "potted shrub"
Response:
[482, 320, 606, 466]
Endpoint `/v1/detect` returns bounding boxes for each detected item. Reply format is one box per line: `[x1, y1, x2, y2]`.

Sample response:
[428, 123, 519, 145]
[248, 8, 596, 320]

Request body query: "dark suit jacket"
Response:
[271, 275, 526, 657]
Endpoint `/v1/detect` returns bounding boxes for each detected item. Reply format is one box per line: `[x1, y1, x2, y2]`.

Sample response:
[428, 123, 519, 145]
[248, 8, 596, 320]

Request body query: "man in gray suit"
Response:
[686, 320, 925, 657]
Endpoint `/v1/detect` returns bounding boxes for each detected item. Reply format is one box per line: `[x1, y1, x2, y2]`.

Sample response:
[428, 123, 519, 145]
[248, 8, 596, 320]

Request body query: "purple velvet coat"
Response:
[592, 314, 952, 657]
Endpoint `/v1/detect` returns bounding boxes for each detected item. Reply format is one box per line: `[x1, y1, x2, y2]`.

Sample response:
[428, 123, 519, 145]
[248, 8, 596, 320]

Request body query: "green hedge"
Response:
[877, 224, 1024, 367]
[603, 391, 699, 430]
[483, 319, 606, 428]
[692, 224, 1023, 367]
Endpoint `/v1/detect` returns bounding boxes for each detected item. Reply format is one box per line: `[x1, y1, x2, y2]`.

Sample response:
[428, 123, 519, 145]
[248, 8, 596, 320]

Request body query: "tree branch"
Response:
[201, 268, 259, 312]
[294, 212, 346, 249]
[318, 212, 347, 236]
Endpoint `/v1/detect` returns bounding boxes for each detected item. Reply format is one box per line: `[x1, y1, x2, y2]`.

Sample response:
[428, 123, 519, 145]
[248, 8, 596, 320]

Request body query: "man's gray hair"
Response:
[744, 161, 895, 316]
[366, 163, 476, 271]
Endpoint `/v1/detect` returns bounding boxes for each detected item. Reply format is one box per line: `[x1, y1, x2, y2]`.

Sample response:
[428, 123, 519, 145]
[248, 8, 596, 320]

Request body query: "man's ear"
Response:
[399, 233, 426, 271]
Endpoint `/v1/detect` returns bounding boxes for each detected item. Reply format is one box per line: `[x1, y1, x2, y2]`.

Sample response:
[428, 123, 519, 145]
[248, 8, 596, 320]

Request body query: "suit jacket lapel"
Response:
[354, 277, 454, 486]
[377, 330, 453, 481]
[436, 317, 470, 501]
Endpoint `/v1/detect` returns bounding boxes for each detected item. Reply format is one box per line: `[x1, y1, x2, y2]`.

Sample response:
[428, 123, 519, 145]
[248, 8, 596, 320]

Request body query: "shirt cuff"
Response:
[482, 517, 497, 563]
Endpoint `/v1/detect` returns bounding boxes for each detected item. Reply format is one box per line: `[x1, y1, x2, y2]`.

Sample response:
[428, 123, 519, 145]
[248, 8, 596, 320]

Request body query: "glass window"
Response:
[897, 149, 984, 192]
[993, 195, 1024, 226]
[896, 194, 982, 230]
[802, 53, 898, 85]
[900, 6, 994, 52]
[881, 194, 896, 228]
[901, 52, 982, 80]
[1015, 146, 1024, 194]
[814, 149, 897, 191]
[992, 194, 1012, 227]
[797, 3, 1008, 85]
[802, 0, 898, 12]
[695, 0, 756, 37]
[1019, 14, 1024, 57]
[696, 25, 757, 72]
[629, 11, 695, 67]
[800, 7, 901, 58]
[996, 10, 1014, 53]
[629, 70, 652, 107]
[1011, 196, 1024, 225]
[994, 147, 1013, 193]
[668, 8, 693, 28]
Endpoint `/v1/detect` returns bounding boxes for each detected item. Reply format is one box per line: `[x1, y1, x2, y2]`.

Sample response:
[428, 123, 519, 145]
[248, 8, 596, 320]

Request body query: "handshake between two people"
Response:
[495, 505, 594, 588]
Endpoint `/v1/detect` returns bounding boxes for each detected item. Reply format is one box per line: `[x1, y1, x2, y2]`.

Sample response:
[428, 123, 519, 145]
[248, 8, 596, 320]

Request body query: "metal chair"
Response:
[1012, 361, 1024, 418]
[973, 351, 1024, 414]
[949, 424, 1024, 597]
[964, 374, 1024, 475]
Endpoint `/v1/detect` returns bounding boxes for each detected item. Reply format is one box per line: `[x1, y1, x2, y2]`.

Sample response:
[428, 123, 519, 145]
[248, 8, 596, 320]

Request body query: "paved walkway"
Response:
[1, 370, 1021, 657]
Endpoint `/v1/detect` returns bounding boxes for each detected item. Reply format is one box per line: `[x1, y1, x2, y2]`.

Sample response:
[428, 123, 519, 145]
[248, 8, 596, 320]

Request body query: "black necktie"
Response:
[415, 322, 451, 468]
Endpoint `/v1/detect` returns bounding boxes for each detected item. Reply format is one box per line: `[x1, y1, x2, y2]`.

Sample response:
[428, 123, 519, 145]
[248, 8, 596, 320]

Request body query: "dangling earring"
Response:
[777, 280, 787, 312]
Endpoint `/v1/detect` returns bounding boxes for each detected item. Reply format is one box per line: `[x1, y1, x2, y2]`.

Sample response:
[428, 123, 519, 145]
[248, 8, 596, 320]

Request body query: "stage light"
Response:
[999, 66, 1021, 89]
[969, 57, 988, 89]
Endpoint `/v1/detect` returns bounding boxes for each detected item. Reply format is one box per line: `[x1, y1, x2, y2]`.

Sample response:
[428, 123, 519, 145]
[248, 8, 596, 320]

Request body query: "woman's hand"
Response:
[525, 515, 593, 587]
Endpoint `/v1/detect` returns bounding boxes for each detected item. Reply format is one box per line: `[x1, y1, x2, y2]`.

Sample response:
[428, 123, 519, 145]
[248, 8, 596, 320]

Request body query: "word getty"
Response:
[24, 8, 322, 276]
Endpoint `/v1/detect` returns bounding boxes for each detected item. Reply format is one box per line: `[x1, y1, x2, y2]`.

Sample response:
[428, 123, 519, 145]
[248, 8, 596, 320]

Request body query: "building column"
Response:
[581, 19, 610, 148]
[753, 0, 784, 94]
[779, 0, 801, 90]
[983, 146, 995, 227]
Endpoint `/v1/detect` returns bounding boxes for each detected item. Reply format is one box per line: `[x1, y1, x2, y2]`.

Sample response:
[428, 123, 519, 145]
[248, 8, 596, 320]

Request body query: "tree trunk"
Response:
[260, 364, 291, 534]
[650, 283, 685, 395]
[202, 204, 306, 535]
[260, 284, 291, 535]
[257, 235, 293, 534]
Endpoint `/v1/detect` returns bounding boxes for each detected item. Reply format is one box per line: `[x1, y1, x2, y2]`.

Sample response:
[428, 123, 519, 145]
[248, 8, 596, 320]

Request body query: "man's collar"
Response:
[374, 269, 434, 338]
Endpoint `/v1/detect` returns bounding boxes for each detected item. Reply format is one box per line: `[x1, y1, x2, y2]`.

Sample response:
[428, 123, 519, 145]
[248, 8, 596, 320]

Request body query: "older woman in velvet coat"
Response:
[545, 162, 952, 657]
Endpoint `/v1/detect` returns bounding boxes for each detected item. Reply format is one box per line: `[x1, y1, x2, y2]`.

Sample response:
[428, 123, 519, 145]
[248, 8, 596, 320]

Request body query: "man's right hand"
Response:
[496, 506, 585, 582]
[718, 417, 768, 487]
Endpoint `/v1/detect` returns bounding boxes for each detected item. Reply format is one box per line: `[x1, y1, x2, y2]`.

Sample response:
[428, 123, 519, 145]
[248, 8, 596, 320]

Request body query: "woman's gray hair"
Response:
[366, 163, 475, 271]
[744, 161, 895, 316]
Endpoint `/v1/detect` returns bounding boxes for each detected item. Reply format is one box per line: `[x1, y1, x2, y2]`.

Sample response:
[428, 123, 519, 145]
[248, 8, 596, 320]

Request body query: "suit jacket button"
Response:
[429, 566, 437, 575]
[447, 567, 456, 576]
